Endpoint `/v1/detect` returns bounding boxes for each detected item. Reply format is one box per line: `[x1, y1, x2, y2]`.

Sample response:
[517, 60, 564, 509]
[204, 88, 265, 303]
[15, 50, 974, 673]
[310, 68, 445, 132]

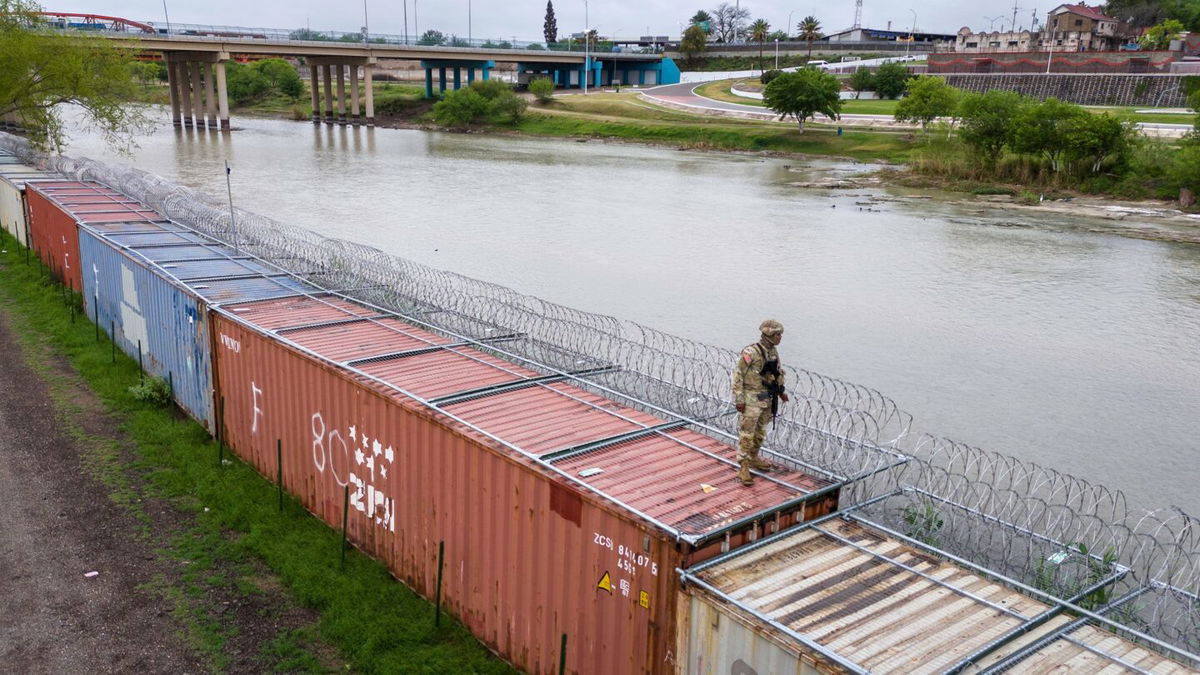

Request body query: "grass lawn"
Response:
[0, 235, 516, 674]
[521, 93, 917, 161]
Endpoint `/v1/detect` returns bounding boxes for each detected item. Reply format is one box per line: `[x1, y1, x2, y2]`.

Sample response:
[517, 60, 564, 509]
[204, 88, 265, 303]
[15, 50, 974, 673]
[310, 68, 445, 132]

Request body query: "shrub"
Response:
[431, 81, 527, 126]
[894, 76, 959, 132]
[128, 377, 172, 406]
[760, 69, 783, 84]
[956, 90, 1030, 163]
[432, 88, 490, 126]
[848, 66, 874, 98]
[529, 77, 555, 103]
[253, 58, 305, 101]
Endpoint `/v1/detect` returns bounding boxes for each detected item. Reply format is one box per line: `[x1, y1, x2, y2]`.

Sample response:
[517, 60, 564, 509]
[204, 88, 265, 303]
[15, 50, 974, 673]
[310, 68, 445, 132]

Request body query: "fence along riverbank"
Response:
[3, 133, 1197, 670]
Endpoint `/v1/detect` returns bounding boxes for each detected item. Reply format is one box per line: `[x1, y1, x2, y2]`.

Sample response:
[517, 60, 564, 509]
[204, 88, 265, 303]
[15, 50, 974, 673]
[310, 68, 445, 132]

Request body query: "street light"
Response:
[582, 0, 589, 94]
[362, 0, 369, 44]
[906, 8, 916, 57]
[774, 38, 779, 69]
[468, 0, 472, 44]
[787, 11, 794, 40]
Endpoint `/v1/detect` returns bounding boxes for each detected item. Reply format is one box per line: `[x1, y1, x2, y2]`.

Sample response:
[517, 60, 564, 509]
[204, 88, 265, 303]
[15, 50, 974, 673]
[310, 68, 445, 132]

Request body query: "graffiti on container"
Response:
[250, 382, 263, 433]
[311, 411, 396, 532]
[219, 333, 241, 353]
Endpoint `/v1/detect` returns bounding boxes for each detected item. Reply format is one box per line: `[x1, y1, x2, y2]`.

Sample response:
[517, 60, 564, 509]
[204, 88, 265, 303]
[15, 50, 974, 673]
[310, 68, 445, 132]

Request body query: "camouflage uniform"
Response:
[731, 320, 786, 485]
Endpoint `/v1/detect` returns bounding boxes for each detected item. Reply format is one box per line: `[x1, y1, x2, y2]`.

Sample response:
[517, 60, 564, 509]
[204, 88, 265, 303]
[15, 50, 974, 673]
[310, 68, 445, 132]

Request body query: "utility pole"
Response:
[403, 0, 408, 43]
[362, 0, 369, 44]
[469, 0, 472, 43]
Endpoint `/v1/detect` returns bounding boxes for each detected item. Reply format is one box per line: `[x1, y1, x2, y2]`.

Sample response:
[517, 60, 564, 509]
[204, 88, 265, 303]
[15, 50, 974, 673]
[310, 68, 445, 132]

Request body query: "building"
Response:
[952, 4, 1128, 54]
[824, 26, 956, 46]
[955, 26, 1038, 53]
[1043, 3, 1123, 51]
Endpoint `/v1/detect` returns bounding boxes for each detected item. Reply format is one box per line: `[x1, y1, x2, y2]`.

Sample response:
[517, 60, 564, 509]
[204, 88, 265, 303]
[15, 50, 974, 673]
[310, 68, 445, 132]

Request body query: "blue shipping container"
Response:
[80, 227, 218, 430]
[81, 219, 320, 432]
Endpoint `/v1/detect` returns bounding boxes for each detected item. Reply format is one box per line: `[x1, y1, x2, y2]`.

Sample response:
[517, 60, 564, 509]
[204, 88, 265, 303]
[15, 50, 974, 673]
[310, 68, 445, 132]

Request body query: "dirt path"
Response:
[0, 292, 336, 672]
[0, 311, 209, 671]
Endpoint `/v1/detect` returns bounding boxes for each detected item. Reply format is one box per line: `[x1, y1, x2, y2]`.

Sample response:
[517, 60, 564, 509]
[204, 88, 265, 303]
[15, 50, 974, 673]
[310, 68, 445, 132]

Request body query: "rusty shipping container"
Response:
[211, 292, 842, 675]
[26, 181, 158, 291]
[678, 514, 1198, 674]
[0, 162, 57, 247]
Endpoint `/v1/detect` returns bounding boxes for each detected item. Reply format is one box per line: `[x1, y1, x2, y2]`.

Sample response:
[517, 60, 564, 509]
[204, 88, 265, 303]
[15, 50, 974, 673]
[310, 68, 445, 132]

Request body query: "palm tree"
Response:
[749, 19, 771, 73]
[797, 16, 822, 59]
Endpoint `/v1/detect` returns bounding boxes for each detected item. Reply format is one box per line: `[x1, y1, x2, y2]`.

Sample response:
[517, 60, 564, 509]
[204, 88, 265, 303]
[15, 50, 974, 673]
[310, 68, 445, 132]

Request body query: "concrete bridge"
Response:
[96, 33, 678, 130]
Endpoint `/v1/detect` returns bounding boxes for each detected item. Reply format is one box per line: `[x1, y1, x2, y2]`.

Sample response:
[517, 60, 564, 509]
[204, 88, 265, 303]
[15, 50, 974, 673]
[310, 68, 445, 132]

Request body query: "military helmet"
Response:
[759, 319, 784, 337]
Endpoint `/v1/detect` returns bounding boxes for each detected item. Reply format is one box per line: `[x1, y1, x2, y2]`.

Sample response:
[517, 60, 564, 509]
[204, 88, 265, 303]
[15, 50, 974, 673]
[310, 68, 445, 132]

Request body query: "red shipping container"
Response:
[212, 294, 839, 674]
[26, 181, 164, 291]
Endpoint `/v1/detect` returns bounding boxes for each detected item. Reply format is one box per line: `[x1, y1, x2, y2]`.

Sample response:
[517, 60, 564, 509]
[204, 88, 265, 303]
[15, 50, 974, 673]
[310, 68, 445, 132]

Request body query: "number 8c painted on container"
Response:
[311, 412, 350, 487]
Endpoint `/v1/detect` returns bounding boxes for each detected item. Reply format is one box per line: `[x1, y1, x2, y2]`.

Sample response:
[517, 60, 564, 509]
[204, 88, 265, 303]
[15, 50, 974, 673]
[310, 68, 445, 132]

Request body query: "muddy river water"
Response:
[61, 116, 1200, 515]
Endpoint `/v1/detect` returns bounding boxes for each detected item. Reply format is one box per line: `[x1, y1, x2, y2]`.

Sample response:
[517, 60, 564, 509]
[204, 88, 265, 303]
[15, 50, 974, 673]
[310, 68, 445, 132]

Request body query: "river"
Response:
[60, 115, 1200, 516]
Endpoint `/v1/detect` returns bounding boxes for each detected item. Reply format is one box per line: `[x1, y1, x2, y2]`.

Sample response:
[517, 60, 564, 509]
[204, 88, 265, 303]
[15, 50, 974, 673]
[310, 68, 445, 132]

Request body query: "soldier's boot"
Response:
[748, 450, 772, 472]
[737, 460, 754, 486]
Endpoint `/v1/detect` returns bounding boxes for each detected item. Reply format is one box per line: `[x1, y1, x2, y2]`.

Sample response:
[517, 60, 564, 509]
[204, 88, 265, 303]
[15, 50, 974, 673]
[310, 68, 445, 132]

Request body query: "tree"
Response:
[128, 61, 161, 86]
[224, 62, 271, 105]
[873, 62, 912, 99]
[956, 89, 1029, 163]
[529, 76, 554, 103]
[253, 58, 304, 100]
[288, 28, 330, 41]
[763, 67, 842, 132]
[0, 1, 147, 152]
[680, 24, 709, 64]
[1010, 98, 1088, 172]
[1139, 18, 1185, 49]
[418, 30, 446, 45]
[1063, 112, 1136, 173]
[690, 9, 713, 33]
[797, 16, 822, 57]
[848, 66, 874, 99]
[894, 76, 959, 132]
[749, 19, 771, 73]
[712, 2, 750, 43]
[544, 1, 558, 44]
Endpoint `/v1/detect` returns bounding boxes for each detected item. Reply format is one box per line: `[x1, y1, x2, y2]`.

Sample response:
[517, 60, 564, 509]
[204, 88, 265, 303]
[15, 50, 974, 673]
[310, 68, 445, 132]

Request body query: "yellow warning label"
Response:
[597, 572, 613, 594]
[639, 591, 650, 608]
[700, 483, 717, 493]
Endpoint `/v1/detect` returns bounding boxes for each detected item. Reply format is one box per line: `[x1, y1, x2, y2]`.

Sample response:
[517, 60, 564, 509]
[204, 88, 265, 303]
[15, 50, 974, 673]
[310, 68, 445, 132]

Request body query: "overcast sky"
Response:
[61, 0, 1060, 40]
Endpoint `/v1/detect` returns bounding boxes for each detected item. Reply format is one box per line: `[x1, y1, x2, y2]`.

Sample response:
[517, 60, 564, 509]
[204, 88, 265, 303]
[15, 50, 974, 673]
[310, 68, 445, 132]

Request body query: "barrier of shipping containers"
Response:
[678, 512, 1198, 674]
[210, 292, 846, 675]
[79, 218, 318, 432]
[26, 181, 159, 291]
[0, 163, 58, 247]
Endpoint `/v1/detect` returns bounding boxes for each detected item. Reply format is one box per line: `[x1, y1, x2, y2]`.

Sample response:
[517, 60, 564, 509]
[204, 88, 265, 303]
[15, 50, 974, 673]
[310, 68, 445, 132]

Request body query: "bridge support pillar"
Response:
[453, 67, 461, 90]
[309, 65, 320, 123]
[364, 64, 375, 126]
[467, 68, 475, 84]
[177, 62, 194, 126]
[438, 67, 447, 94]
[188, 60, 203, 126]
[349, 65, 360, 125]
[204, 62, 219, 128]
[322, 64, 334, 125]
[425, 68, 434, 99]
[336, 64, 347, 125]
[166, 61, 182, 126]
[215, 60, 230, 131]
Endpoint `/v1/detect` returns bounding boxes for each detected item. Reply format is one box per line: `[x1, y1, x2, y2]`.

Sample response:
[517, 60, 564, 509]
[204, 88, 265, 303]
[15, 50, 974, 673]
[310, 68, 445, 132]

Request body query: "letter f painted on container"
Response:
[250, 382, 263, 434]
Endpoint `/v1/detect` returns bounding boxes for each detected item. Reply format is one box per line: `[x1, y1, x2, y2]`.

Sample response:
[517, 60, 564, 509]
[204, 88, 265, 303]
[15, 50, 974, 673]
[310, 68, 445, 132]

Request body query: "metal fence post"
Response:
[559, 633, 568, 675]
[137, 339, 144, 385]
[93, 296, 99, 342]
[340, 484, 350, 568]
[435, 540, 445, 627]
[277, 439, 283, 512]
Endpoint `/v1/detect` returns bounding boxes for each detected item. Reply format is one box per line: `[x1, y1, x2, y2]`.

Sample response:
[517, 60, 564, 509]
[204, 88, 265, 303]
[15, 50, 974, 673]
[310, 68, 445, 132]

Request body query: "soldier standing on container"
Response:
[731, 320, 789, 486]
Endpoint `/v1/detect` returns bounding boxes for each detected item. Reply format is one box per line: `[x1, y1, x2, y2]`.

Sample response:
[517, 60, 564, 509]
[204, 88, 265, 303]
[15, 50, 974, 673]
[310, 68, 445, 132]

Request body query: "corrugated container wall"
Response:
[26, 182, 85, 290]
[79, 227, 217, 431]
[0, 165, 53, 247]
[212, 310, 683, 674]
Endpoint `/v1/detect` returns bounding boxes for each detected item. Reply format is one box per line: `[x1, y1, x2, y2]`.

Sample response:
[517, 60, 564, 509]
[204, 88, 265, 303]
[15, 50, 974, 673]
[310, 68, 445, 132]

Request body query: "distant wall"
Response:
[941, 73, 1190, 106]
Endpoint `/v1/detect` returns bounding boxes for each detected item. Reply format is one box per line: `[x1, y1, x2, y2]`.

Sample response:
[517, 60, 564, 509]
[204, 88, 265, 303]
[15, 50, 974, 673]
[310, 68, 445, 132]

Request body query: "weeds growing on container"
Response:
[0, 236, 516, 674]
